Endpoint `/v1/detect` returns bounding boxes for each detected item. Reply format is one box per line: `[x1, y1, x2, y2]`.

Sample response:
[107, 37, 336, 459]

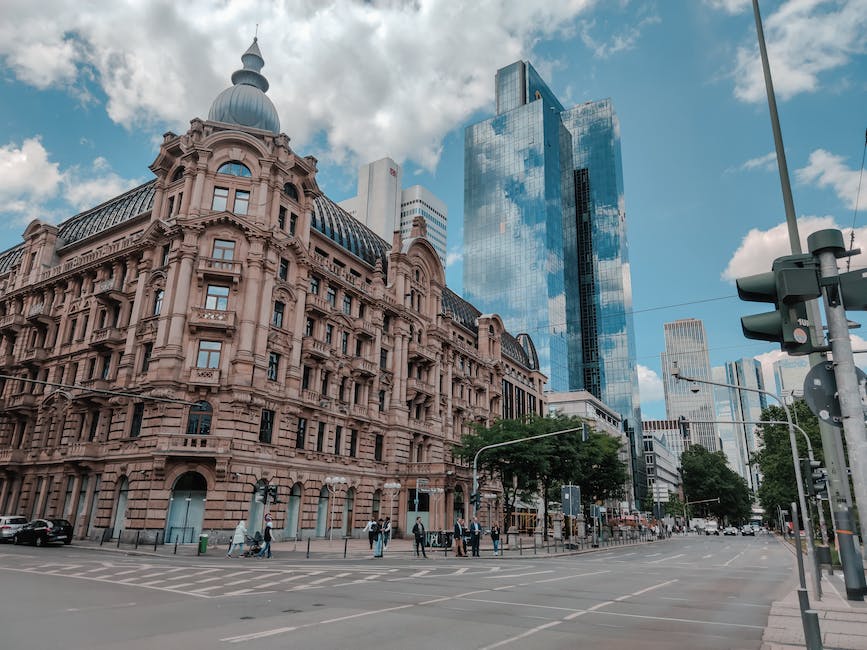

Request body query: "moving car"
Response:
[741, 525, 755, 536]
[0, 515, 28, 542]
[14, 519, 73, 547]
[704, 521, 720, 535]
[723, 526, 739, 536]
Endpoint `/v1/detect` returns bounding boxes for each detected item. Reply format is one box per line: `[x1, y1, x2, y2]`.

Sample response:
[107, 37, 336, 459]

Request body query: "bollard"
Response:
[100, 530, 106, 546]
[135, 531, 140, 550]
[344, 537, 348, 559]
[173, 535, 179, 555]
[519, 538, 523, 556]
[306, 537, 311, 559]
[117, 530, 122, 548]
[154, 529, 160, 552]
[803, 610, 824, 650]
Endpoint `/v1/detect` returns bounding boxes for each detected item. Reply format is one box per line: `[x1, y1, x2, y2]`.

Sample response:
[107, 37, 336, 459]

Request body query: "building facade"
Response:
[0, 40, 546, 544]
[661, 318, 718, 451]
[721, 358, 766, 491]
[338, 158, 448, 266]
[642, 430, 680, 515]
[642, 419, 689, 469]
[463, 60, 644, 500]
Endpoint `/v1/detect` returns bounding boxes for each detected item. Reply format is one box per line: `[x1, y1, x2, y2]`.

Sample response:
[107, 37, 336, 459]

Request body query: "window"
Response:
[272, 301, 285, 328]
[378, 390, 386, 412]
[100, 354, 111, 380]
[325, 324, 333, 345]
[87, 358, 96, 379]
[355, 339, 363, 356]
[217, 161, 252, 177]
[342, 295, 352, 315]
[212, 187, 229, 211]
[326, 287, 336, 307]
[383, 314, 390, 332]
[171, 167, 185, 182]
[290, 213, 297, 235]
[283, 182, 299, 201]
[267, 352, 280, 381]
[153, 290, 164, 316]
[353, 382, 361, 404]
[358, 302, 365, 319]
[296, 417, 307, 449]
[66, 317, 77, 343]
[316, 422, 326, 452]
[259, 409, 275, 444]
[141, 343, 153, 372]
[374, 434, 384, 462]
[161, 244, 171, 266]
[187, 401, 212, 435]
[129, 403, 144, 438]
[379, 348, 388, 370]
[339, 377, 347, 402]
[278, 206, 286, 230]
[301, 365, 311, 390]
[87, 412, 100, 440]
[305, 317, 314, 337]
[212, 239, 235, 260]
[309, 276, 320, 295]
[196, 341, 222, 368]
[205, 284, 230, 310]
[278, 258, 289, 281]
[234, 190, 250, 215]
[320, 370, 330, 396]
[341, 332, 349, 354]
[349, 429, 358, 457]
[334, 426, 342, 455]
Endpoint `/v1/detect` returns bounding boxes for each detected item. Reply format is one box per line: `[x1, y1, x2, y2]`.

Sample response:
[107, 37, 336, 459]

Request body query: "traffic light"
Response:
[812, 466, 828, 497]
[801, 458, 818, 497]
[254, 484, 267, 504]
[470, 492, 482, 508]
[736, 253, 825, 356]
[267, 484, 280, 504]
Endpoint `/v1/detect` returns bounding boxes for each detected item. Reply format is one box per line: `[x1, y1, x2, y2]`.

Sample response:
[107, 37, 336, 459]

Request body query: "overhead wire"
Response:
[845, 128, 867, 271]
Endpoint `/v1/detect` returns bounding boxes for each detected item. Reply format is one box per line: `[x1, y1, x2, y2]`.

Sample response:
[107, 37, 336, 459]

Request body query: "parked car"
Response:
[723, 526, 739, 536]
[741, 525, 755, 536]
[0, 515, 28, 542]
[704, 521, 720, 535]
[14, 519, 73, 547]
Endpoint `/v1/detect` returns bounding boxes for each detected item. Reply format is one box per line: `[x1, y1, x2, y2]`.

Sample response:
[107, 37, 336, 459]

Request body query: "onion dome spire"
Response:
[208, 37, 280, 133]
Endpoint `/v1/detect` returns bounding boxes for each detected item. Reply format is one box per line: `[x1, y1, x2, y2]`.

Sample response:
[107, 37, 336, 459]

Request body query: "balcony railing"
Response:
[305, 293, 331, 315]
[349, 404, 369, 420]
[7, 393, 37, 410]
[350, 357, 378, 377]
[189, 367, 221, 386]
[197, 257, 242, 284]
[0, 449, 25, 464]
[354, 318, 376, 339]
[94, 279, 125, 304]
[65, 441, 101, 460]
[0, 313, 26, 332]
[21, 347, 49, 364]
[188, 307, 236, 333]
[407, 378, 435, 396]
[408, 341, 437, 364]
[90, 326, 126, 347]
[301, 337, 330, 360]
[155, 434, 228, 456]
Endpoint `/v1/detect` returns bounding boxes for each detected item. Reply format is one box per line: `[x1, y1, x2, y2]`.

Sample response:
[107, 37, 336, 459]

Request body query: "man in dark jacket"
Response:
[453, 518, 467, 557]
[412, 516, 427, 558]
[469, 517, 482, 557]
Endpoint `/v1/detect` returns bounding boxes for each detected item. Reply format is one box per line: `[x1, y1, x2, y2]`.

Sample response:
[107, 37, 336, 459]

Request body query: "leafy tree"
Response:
[681, 445, 751, 523]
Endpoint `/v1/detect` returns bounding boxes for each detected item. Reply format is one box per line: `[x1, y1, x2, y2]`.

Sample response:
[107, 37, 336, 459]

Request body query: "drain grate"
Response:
[239, 616, 255, 620]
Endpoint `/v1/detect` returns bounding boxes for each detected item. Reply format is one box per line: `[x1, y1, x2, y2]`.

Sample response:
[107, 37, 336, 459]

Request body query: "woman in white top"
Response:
[227, 520, 247, 557]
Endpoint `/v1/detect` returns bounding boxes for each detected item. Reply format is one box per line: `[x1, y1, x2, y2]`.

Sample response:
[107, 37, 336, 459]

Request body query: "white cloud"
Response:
[731, 0, 867, 103]
[796, 149, 864, 210]
[445, 246, 463, 269]
[0, 137, 140, 226]
[579, 12, 661, 59]
[721, 216, 867, 281]
[0, 0, 597, 171]
[638, 363, 665, 403]
[734, 151, 777, 173]
[705, 0, 751, 14]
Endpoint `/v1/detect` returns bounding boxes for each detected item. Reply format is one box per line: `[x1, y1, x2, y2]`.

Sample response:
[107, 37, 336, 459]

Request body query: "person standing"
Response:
[363, 517, 377, 549]
[453, 518, 466, 557]
[382, 517, 392, 550]
[490, 523, 501, 556]
[469, 517, 482, 557]
[257, 514, 273, 558]
[372, 518, 384, 558]
[412, 516, 427, 558]
[227, 520, 247, 558]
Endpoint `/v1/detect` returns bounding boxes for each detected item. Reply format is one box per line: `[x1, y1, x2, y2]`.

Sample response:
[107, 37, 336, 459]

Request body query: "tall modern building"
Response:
[722, 358, 767, 491]
[339, 158, 448, 266]
[661, 318, 718, 451]
[713, 366, 746, 481]
[463, 61, 644, 499]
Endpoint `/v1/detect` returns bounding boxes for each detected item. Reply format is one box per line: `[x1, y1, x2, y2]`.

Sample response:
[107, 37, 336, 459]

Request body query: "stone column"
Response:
[233, 240, 265, 381]
[77, 476, 97, 539]
[66, 474, 82, 520]
[0, 477, 9, 513]
[117, 257, 151, 383]
[160, 242, 196, 365]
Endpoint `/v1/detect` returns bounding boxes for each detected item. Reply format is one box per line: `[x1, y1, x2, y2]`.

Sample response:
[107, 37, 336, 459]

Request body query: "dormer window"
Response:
[217, 161, 252, 177]
[171, 167, 185, 182]
[283, 182, 299, 201]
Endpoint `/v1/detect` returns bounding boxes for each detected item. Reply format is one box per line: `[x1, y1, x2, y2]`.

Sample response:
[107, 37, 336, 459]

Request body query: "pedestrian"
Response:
[227, 520, 246, 558]
[453, 518, 466, 557]
[469, 517, 482, 557]
[412, 516, 427, 558]
[257, 514, 273, 558]
[372, 518, 384, 558]
[490, 523, 501, 556]
[363, 517, 377, 549]
[382, 516, 392, 550]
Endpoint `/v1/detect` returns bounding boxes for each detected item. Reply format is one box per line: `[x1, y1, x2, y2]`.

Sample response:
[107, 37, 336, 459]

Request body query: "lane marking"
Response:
[592, 609, 764, 629]
[535, 570, 610, 584]
[723, 551, 744, 567]
[647, 553, 684, 564]
[484, 570, 554, 579]
[614, 579, 678, 601]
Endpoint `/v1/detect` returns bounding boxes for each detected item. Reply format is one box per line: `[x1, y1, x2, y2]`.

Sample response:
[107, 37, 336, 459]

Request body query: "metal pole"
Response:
[792, 502, 825, 650]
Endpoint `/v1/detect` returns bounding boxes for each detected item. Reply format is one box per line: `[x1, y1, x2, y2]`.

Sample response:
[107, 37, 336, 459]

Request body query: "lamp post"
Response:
[427, 487, 444, 532]
[324, 476, 347, 542]
[383, 481, 401, 528]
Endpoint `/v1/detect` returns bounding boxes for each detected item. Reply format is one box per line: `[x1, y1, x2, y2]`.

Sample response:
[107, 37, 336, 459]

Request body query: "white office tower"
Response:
[661, 318, 719, 451]
[339, 157, 448, 266]
[773, 356, 810, 401]
[713, 366, 747, 482]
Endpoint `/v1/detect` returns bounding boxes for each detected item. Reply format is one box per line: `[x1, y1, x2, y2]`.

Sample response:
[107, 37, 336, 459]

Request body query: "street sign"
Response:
[803, 361, 867, 427]
[560, 485, 581, 517]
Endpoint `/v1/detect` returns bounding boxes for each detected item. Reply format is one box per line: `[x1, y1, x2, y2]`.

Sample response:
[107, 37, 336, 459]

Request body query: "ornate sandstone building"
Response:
[0, 40, 546, 543]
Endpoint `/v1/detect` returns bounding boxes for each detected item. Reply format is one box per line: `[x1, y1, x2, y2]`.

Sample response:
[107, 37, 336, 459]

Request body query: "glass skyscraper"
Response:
[464, 61, 644, 499]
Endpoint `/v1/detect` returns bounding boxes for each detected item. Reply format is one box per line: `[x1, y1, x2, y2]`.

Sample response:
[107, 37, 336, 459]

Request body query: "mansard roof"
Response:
[0, 246, 24, 274]
[57, 181, 156, 247]
[442, 286, 480, 333]
[310, 194, 390, 268]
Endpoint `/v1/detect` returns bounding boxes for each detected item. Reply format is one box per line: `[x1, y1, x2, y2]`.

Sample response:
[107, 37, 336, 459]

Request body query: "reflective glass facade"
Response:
[464, 61, 644, 499]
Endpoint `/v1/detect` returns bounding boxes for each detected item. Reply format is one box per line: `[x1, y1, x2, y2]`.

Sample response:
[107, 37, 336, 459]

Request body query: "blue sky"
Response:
[1, 0, 865, 420]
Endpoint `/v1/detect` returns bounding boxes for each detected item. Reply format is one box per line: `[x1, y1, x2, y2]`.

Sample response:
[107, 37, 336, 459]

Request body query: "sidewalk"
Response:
[762, 573, 867, 650]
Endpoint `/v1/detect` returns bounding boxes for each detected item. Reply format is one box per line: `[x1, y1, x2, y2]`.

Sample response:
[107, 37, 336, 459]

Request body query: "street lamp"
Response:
[383, 481, 401, 525]
[324, 476, 347, 542]
[427, 487, 444, 532]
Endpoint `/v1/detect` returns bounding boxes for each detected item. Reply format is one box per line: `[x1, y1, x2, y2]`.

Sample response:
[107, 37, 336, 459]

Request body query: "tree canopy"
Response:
[681, 445, 751, 523]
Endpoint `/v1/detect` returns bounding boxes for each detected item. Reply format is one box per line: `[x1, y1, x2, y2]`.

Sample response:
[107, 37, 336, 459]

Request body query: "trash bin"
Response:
[197, 534, 208, 555]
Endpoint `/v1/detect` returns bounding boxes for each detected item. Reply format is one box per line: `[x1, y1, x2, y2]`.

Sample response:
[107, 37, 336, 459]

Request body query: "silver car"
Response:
[0, 515, 28, 542]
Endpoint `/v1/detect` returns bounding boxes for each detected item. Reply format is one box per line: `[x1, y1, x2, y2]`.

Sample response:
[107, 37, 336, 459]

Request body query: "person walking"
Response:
[469, 517, 482, 557]
[453, 518, 466, 557]
[412, 516, 427, 558]
[490, 523, 501, 556]
[382, 516, 392, 550]
[363, 517, 377, 549]
[227, 520, 247, 558]
[372, 518, 384, 558]
[257, 514, 273, 558]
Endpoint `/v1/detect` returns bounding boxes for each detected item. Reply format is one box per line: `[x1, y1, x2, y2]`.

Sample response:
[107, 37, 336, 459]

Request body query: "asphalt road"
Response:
[0, 534, 794, 650]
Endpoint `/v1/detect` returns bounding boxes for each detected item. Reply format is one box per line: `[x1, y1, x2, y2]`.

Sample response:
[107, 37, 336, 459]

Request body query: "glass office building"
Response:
[464, 61, 644, 499]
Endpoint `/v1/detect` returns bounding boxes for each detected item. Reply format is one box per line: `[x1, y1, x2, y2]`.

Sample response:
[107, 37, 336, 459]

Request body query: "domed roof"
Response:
[208, 38, 280, 133]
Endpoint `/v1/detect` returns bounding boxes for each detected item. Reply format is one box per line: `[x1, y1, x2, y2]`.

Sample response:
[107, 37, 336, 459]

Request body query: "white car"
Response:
[723, 526, 739, 536]
[0, 515, 28, 542]
[704, 522, 720, 535]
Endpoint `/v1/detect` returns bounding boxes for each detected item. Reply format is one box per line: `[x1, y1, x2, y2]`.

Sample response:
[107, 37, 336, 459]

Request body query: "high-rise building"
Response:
[661, 318, 718, 451]
[339, 158, 448, 266]
[723, 358, 767, 491]
[463, 60, 643, 499]
[712, 366, 746, 481]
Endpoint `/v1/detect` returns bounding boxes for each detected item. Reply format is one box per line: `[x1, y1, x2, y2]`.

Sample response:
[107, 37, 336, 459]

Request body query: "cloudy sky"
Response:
[1, 0, 865, 418]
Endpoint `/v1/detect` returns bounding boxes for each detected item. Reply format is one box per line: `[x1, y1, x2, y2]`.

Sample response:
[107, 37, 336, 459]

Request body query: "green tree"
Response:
[681, 446, 751, 523]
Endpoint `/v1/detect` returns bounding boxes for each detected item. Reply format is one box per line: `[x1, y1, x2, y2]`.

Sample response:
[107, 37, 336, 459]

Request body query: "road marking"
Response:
[591, 609, 764, 629]
[647, 553, 684, 564]
[723, 551, 744, 567]
[484, 570, 553, 579]
[480, 621, 563, 649]
[614, 579, 678, 601]
[222, 588, 254, 596]
[535, 570, 610, 584]
[702, 554, 713, 559]
[410, 569, 431, 577]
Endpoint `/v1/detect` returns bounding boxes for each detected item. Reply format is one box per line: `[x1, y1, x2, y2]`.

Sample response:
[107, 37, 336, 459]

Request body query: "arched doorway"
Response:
[165, 471, 207, 544]
[315, 485, 329, 537]
[247, 479, 267, 537]
[285, 482, 302, 540]
[111, 476, 129, 539]
[342, 487, 355, 537]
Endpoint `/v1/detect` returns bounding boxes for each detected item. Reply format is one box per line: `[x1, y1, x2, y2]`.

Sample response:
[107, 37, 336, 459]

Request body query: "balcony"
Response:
[354, 318, 376, 339]
[188, 307, 236, 334]
[197, 257, 242, 285]
[451, 395, 468, 411]
[94, 279, 125, 305]
[0, 314, 26, 333]
[300, 389, 321, 405]
[408, 340, 437, 365]
[6, 393, 37, 411]
[406, 378, 435, 403]
[0, 353, 14, 368]
[305, 293, 331, 315]
[155, 434, 229, 458]
[26, 303, 53, 327]
[349, 404, 369, 420]
[301, 336, 330, 361]
[21, 347, 49, 365]
[350, 357, 378, 377]
[90, 326, 126, 348]
[189, 367, 221, 386]
[64, 441, 101, 461]
[0, 449, 25, 465]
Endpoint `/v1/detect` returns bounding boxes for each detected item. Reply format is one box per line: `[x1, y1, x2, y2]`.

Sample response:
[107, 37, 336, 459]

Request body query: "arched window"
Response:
[186, 400, 212, 435]
[217, 161, 252, 178]
[171, 167, 185, 182]
[283, 182, 299, 201]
